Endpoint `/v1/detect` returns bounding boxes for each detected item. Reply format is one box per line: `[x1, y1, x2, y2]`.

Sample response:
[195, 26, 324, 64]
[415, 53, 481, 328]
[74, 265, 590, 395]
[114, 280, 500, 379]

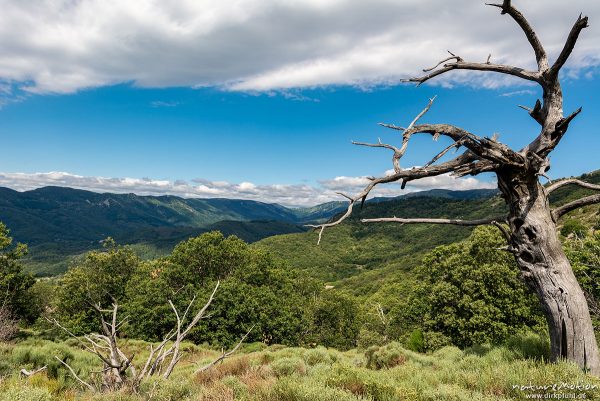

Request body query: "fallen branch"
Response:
[195, 326, 254, 374]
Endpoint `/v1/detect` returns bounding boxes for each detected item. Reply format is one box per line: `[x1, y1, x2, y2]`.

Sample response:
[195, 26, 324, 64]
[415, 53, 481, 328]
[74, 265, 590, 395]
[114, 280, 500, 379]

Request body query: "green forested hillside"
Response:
[257, 195, 506, 290]
[0, 186, 344, 275]
[257, 171, 600, 300]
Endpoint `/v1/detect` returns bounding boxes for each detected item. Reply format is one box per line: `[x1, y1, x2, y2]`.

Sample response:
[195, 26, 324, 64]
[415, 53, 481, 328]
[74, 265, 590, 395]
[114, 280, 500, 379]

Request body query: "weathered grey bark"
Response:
[310, 0, 600, 376]
[498, 171, 600, 376]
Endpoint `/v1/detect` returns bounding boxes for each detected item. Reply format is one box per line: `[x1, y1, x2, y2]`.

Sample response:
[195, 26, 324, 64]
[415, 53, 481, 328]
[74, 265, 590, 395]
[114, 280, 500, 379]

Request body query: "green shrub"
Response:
[423, 331, 452, 351]
[302, 347, 332, 366]
[271, 356, 307, 377]
[365, 343, 407, 370]
[303, 291, 360, 350]
[221, 375, 248, 398]
[405, 329, 424, 352]
[264, 378, 362, 401]
[561, 219, 587, 238]
[416, 226, 544, 349]
[326, 365, 397, 401]
[504, 331, 550, 360]
[356, 328, 386, 349]
[0, 384, 55, 401]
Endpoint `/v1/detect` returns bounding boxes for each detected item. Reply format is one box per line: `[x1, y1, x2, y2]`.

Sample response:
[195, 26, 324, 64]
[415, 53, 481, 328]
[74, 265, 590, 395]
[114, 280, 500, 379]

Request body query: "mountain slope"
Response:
[0, 186, 330, 275]
[257, 171, 600, 299]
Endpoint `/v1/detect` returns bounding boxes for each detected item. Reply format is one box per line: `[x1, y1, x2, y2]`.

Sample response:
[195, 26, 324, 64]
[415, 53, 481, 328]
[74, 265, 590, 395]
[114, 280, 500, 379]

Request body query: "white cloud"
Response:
[150, 100, 180, 108]
[0, 1, 599, 94]
[0, 171, 496, 207]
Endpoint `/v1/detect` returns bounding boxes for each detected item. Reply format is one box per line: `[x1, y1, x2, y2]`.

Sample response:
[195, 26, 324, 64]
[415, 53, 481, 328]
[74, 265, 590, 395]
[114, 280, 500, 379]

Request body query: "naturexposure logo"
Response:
[512, 381, 598, 399]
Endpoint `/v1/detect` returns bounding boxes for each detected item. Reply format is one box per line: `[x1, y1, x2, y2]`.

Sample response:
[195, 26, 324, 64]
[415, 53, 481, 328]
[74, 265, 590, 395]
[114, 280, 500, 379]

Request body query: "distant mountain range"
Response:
[0, 185, 498, 275]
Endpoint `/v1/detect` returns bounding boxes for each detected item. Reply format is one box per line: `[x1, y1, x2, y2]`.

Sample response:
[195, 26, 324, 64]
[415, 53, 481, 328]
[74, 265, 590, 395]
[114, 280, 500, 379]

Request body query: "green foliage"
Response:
[503, 332, 550, 361]
[1, 336, 599, 401]
[405, 329, 425, 353]
[564, 232, 600, 325]
[303, 291, 360, 350]
[561, 219, 588, 238]
[271, 356, 307, 377]
[124, 232, 321, 346]
[0, 222, 37, 323]
[356, 329, 387, 349]
[0, 385, 55, 401]
[415, 226, 543, 348]
[54, 240, 140, 334]
[169, 231, 252, 283]
[422, 331, 452, 352]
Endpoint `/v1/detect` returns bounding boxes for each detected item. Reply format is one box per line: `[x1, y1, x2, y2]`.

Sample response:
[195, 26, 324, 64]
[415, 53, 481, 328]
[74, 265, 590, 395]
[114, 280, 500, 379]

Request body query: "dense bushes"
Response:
[0, 223, 38, 325]
[49, 231, 357, 350]
[408, 226, 544, 349]
[302, 290, 360, 350]
[122, 232, 322, 347]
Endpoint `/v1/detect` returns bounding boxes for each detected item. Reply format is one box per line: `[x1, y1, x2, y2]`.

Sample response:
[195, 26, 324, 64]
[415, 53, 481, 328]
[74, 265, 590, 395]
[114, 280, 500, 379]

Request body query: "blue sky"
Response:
[0, 0, 599, 206]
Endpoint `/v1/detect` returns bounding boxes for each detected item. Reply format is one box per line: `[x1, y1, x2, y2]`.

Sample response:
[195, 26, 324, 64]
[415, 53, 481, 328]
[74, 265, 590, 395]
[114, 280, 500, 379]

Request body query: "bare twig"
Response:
[195, 326, 254, 374]
[20, 366, 47, 377]
[54, 356, 94, 391]
[486, 0, 549, 71]
[549, 14, 589, 77]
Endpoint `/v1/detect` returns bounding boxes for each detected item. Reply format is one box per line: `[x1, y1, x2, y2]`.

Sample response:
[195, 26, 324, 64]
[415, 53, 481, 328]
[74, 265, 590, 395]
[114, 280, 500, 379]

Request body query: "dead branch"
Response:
[307, 146, 489, 244]
[361, 216, 506, 226]
[548, 14, 589, 78]
[403, 60, 540, 86]
[547, 178, 600, 194]
[20, 365, 47, 377]
[552, 194, 600, 221]
[352, 139, 404, 173]
[486, 0, 549, 71]
[518, 100, 543, 125]
[54, 356, 94, 391]
[48, 280, 222, 392]
[195, 325, 254, 374]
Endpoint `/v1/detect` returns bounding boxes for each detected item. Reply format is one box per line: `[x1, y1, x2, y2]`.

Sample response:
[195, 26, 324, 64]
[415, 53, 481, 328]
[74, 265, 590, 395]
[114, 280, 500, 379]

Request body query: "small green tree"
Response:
[303, 290, 360, 350]
[54, 238, 140, 334]
[416, 226, 543, 348]
[0, 222, 37, 323]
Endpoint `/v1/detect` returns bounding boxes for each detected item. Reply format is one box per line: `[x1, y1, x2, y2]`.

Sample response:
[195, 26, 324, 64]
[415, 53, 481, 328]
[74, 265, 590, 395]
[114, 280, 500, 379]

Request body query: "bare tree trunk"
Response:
[311, 1, 600, 376]
[498, 171, 600, 375]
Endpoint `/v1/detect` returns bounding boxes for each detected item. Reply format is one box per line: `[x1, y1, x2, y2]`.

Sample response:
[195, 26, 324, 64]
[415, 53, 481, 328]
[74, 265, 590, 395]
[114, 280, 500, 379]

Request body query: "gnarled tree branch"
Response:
[552, 194, 600, 221]
[547, 178, 600, 194]
[403, 60, 540, 86]
[548, 14, 589, 78]
[361, 216, 506, 226]
[486, 0, 549, 70]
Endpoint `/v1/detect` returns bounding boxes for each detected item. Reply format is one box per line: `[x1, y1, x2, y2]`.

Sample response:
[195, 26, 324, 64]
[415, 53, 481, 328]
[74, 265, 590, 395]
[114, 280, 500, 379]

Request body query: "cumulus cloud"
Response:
[0, 1, 598, 94]
[0, 171, 496, 207]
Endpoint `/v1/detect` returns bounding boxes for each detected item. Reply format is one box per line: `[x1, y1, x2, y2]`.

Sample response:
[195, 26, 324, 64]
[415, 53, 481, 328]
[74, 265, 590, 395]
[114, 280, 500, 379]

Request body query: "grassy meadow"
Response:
[2, 333, 599, 401]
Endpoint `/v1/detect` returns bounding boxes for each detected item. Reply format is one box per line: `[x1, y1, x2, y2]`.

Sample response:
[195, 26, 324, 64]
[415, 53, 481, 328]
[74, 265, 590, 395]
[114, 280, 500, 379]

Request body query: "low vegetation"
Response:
[1, 175, 599, 399]
[2, 333, 599, 401]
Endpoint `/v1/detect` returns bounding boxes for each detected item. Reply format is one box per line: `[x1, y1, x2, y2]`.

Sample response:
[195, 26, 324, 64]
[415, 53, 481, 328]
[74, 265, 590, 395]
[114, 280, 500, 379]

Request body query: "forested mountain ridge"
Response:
[258, 170, 600, 295]
[1, 171, 597, 277]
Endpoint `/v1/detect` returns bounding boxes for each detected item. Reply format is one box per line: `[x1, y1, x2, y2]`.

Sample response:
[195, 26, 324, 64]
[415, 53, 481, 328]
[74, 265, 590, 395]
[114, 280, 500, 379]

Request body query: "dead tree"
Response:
[310, 1, 600, 376]
[49, 281, 253, 392]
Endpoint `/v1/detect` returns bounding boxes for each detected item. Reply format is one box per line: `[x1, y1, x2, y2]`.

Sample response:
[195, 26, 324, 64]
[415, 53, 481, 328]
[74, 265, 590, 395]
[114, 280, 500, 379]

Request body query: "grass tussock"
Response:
[0, 334, 598, 401]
